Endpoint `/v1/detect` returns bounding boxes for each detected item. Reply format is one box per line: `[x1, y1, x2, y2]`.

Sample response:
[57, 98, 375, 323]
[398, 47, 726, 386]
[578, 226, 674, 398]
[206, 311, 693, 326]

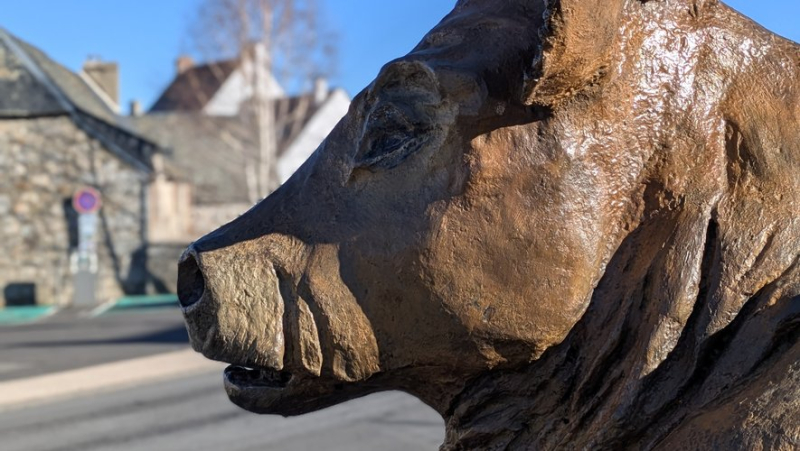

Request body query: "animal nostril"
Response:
[177, 251, 205, 308]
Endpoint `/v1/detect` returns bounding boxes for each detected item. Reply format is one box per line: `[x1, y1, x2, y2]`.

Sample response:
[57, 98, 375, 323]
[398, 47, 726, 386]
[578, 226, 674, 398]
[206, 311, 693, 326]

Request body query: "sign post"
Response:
[71, 187, 101, 306]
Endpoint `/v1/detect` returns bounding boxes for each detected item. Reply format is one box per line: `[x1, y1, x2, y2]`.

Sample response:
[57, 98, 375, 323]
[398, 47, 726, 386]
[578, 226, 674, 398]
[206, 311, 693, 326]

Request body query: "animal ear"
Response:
[523, 0, 626, 107]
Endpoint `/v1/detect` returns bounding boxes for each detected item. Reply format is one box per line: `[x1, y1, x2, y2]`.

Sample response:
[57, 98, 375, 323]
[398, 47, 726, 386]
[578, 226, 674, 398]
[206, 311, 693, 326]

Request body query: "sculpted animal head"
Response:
[180, 0, 799, 448]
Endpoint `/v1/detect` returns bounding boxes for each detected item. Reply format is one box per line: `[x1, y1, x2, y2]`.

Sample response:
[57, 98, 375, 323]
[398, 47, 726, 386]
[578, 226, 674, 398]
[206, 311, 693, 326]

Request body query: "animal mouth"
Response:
[223, 361, 377, 416]
[224, 365, 294, 390]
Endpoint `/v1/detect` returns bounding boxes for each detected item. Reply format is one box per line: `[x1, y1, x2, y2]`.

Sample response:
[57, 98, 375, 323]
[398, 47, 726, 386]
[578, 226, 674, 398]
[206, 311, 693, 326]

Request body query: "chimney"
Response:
[129, 100, 142, 117]
[313, 77, 329, 105]
[82, 58, 119, 106]
[176, 55, 194, 75]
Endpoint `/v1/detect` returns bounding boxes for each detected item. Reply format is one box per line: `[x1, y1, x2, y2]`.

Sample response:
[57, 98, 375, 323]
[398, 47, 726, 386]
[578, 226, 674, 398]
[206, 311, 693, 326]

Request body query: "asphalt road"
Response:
[0, 306, 189, 382]
[0, 306, 445, 450]
[0, 370, 445, 451]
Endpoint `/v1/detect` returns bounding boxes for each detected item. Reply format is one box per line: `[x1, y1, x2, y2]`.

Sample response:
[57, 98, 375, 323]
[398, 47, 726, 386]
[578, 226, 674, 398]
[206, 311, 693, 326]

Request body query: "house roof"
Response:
[131, 93, 326, 204]
[131, 113, 253, 204]
[149, 60, 239, 113]
[10, 35, 119, 124]
[0, 28, 158, 173]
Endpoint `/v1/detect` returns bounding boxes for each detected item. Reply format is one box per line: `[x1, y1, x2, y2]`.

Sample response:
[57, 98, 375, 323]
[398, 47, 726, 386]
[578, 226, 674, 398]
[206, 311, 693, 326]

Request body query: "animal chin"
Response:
[223, 364, 298, 414]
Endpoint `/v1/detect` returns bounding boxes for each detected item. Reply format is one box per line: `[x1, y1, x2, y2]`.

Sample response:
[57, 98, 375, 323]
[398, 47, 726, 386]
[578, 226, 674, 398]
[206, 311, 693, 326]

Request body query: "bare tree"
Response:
[187, 0, 337, 202]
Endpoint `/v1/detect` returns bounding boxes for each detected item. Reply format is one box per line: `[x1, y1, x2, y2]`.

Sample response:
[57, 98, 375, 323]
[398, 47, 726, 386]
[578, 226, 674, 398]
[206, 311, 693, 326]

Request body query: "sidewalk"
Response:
[0, 348, 223, 411]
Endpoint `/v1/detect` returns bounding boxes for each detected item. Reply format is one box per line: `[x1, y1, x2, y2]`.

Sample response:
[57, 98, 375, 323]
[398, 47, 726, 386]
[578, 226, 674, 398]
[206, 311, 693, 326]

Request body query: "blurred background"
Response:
[0, 1, 796, 450]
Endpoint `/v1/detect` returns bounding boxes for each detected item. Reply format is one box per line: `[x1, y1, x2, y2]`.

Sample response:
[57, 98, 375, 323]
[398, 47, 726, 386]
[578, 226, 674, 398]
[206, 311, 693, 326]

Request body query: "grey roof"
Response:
[0, 28, 158, 173]
[8, 33, 119, 124]
[0, 36, 64, 117]
[131, 113, 254, 204]
[131, 94, 324, 205]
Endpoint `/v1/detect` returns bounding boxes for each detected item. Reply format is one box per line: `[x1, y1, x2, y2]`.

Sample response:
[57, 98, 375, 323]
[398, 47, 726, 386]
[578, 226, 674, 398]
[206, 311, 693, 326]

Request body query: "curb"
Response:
[91, 294, 179, 317]
[114, 294, 179, 309]
[0, 306, 58, 326]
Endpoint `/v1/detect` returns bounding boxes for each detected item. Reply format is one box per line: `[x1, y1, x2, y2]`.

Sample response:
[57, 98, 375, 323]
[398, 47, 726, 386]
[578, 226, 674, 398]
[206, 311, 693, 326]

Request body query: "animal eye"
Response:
[354, 103, 430, 169]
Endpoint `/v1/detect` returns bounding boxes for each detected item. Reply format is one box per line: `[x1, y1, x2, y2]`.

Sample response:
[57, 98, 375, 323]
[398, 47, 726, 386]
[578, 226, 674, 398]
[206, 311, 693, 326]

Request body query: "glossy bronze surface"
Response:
[180, 1, 799, 448]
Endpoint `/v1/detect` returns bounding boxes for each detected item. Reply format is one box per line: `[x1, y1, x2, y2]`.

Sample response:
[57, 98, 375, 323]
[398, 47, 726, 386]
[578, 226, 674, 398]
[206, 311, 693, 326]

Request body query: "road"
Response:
[0, 306, 189, 381]
[0, 306, 445, 450]
[0, 371, 444, 451]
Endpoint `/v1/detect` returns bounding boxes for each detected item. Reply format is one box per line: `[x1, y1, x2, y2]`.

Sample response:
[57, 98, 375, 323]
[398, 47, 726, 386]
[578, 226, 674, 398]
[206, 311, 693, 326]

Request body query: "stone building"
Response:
[0, 32, 349, 307]
[0, 29, 161, 307]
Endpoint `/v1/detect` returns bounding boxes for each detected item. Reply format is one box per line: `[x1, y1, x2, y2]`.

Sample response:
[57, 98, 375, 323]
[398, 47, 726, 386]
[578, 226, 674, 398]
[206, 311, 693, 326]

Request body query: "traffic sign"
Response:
[73, 187, 102, 214]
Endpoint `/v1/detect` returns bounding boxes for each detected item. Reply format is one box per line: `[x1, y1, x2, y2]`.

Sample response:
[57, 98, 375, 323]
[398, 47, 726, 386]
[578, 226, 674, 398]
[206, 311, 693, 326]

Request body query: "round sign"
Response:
[73, 187, 102, 214]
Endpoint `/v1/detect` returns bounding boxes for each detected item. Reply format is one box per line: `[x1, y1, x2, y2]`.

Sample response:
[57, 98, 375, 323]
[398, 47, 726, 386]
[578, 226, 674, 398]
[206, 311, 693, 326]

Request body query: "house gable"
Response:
[277, 88, 349, 183]
[151, 42, 286, 117]
[150, 59, 238, 113]
[0, 30, 68, 118]
[203, 64, 284, 116]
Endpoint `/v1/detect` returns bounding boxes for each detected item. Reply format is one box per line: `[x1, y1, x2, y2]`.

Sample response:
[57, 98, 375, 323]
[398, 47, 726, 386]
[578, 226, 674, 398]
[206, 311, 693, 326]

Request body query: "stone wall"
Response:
[0, 116, 148, 306]
[191, 202, 253, 237]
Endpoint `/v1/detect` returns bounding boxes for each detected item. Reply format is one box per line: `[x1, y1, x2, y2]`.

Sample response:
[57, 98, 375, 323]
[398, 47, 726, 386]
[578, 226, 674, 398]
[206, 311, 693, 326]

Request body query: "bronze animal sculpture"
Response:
[179, 0, 800, 448]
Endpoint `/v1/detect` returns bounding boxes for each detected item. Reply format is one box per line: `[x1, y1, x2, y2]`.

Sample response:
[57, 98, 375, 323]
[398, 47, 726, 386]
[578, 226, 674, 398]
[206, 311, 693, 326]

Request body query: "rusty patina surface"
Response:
[179, 1, 799, 448]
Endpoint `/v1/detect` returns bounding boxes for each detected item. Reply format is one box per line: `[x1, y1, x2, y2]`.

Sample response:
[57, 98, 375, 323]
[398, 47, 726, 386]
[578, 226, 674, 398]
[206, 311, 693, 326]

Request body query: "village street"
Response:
[0, 306, 444, 451]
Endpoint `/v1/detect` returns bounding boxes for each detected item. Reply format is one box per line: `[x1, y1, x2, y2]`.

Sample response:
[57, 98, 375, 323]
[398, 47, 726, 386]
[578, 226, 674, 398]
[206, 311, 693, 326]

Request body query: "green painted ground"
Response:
[0, 295, 179, 324]
[106, 294, 179, 312]
[0, 306, 57, 325]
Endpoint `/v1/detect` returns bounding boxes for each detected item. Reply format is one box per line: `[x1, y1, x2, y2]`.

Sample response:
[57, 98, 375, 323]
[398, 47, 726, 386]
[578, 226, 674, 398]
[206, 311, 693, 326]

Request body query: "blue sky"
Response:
[2, 1, 797, 110]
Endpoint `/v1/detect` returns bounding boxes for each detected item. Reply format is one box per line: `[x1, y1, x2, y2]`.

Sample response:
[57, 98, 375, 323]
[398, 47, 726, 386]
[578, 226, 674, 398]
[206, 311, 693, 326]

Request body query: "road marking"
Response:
[88, 301, 115, 317]
[0, 349, 225, 411]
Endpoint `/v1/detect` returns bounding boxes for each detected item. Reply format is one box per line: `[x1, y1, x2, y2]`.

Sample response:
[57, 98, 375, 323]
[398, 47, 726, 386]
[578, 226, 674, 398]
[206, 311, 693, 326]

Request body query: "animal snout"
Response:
[178, 249, 205, 308]
[178, 239, 289, 371]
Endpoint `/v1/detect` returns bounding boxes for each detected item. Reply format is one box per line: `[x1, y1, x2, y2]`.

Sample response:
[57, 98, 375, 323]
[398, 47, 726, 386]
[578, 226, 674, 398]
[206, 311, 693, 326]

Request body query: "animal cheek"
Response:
[301, 244, 381, 382]
[284, 294, 323, 377]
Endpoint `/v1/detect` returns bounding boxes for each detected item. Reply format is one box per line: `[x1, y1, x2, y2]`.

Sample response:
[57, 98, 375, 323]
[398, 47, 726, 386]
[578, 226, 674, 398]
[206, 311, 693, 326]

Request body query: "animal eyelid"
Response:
[353, 130, 432, 171]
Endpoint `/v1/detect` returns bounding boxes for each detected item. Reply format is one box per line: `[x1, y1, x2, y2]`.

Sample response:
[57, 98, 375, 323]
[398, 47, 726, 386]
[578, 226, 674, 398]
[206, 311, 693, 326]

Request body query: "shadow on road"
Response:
[10, 326, 189, 347]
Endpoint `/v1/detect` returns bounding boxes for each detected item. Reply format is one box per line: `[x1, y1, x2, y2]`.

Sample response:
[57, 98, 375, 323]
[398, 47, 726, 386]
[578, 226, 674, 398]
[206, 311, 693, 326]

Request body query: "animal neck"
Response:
[438, 5, 800, 446]
[440, 210, 800, 450]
